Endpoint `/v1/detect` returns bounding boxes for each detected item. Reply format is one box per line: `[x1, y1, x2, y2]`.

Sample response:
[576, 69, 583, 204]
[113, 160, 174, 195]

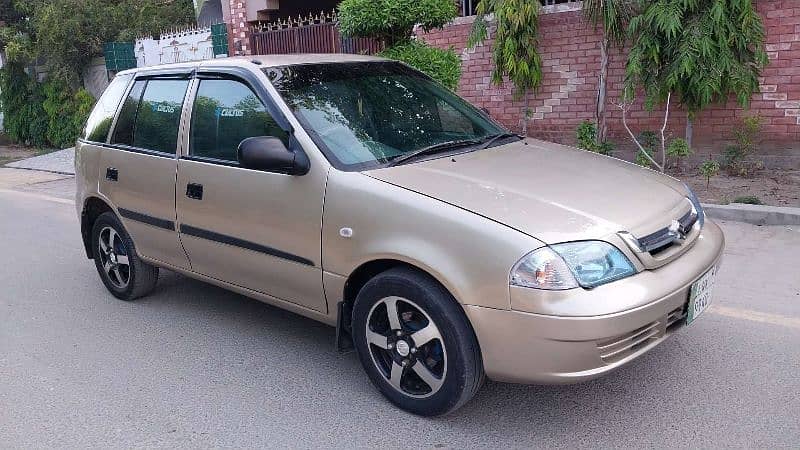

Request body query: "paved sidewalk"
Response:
[0, 168, 75, 201]
[6, 147, 75, 175]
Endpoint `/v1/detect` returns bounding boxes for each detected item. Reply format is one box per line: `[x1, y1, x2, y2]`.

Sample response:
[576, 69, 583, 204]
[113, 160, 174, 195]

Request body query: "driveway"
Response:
[1, 170, 798, 448]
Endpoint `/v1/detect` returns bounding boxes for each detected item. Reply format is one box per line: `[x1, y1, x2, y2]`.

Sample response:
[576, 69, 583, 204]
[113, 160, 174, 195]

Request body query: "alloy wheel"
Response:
[365, 296, 447, 398]
[97, 226, 130, 289]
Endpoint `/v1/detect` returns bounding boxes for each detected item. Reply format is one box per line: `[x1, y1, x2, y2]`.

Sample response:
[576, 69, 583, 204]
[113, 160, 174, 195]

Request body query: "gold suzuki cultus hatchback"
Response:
[76, 54, 724, 416]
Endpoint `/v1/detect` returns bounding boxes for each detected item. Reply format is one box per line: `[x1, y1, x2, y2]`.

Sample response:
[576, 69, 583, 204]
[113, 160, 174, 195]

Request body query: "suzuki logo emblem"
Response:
[669, 220, 685, 239]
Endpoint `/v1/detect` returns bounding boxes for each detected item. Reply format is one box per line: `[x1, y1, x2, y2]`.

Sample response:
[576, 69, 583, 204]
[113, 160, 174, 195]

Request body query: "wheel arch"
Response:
[342, 258, 458, 313]
[336, 257, 470, 352]
[81, 196, 114, 258]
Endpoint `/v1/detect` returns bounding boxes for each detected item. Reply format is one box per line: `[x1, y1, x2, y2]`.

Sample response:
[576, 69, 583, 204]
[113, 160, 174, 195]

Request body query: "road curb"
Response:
[702, 203, 800, 226]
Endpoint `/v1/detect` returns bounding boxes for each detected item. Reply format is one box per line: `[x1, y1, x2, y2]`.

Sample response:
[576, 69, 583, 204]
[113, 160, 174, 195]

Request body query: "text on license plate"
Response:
[687, 265, 717, 325]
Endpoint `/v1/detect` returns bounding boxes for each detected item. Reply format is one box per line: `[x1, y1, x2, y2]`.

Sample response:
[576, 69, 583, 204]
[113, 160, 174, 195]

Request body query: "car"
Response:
[75, 54, 725, 416]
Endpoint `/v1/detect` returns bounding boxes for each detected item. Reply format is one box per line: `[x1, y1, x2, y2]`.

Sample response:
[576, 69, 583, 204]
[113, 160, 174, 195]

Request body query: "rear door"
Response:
[98, 73, 191, 269]
[175, 69, 327, 312]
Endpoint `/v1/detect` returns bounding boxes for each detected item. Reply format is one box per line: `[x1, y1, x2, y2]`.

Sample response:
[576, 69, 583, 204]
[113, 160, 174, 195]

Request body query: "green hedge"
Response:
[0, 63, 49, 147]
[0, 62, 95, 148]
[338, 0, 457, 46]
[379, 41, 462, 91]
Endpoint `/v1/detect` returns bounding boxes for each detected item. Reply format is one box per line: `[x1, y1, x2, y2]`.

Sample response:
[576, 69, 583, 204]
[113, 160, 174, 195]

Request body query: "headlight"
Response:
[510, 247, 578, 290]
[511, 241, 636, 290]
[684, 183, 705, 229]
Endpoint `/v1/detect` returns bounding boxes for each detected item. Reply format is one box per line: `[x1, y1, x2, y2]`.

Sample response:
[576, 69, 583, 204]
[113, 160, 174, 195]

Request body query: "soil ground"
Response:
[680, 169, 800, 207]
[0, 144, 38, 166]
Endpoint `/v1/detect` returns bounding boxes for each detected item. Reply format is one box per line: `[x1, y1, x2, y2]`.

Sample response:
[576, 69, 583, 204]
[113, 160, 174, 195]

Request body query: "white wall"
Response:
[135, 27, 216, 67]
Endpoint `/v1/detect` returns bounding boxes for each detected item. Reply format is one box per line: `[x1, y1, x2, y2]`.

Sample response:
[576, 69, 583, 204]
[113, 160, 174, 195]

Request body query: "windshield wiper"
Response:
[479, 132, 522, 149]
[386, 139, 481, 167]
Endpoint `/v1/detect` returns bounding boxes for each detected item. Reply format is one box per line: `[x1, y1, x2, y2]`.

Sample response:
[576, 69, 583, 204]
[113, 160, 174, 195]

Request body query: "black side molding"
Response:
[118, 208, 175, 231]
[179, 224, 314, 267]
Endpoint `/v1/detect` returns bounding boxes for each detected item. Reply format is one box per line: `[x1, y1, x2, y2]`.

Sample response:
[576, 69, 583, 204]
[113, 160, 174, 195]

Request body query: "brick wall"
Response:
[418, 1, 800, 167]
[223, 0, 253, 55]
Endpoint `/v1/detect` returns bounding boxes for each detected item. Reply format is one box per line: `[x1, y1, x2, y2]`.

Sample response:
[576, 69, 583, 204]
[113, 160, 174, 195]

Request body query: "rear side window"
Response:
[132, 79, 190, 153]
[111, 80, 146, 146]
[83, 74, 132, 142]
[190, 78, 288, 162]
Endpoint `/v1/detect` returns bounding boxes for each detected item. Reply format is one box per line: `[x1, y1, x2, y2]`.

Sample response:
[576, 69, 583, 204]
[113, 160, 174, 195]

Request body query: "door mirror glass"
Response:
[237, 136, 309, 175]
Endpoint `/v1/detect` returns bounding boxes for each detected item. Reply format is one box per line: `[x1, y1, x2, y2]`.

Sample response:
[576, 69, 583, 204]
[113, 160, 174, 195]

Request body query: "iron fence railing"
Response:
[250, 11, 383, 56]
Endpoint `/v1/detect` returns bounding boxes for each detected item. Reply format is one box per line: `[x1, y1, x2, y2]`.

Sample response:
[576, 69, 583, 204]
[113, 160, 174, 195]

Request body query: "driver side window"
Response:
[190, 78, 288, 162]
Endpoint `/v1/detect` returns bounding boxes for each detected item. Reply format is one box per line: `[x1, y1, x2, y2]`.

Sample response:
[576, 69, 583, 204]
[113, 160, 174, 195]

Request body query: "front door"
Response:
[98, 76, 191, 269]
[175, 74, 327, 312]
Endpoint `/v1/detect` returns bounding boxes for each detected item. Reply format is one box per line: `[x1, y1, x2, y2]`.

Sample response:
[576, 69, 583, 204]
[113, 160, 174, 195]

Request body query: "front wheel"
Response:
[351, 267, 484, 416]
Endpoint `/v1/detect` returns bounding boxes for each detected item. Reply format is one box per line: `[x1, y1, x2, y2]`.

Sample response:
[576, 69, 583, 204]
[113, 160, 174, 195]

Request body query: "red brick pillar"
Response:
[222, 0, 253, 56]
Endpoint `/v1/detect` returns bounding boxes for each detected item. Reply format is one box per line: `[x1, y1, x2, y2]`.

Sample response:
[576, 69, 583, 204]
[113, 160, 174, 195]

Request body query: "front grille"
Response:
[637, 209, 698, 255]
[596, 306, 685, 364]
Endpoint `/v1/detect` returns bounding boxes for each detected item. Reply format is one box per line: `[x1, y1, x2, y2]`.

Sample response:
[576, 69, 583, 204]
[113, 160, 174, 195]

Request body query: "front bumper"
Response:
[465, 220, 725, 384]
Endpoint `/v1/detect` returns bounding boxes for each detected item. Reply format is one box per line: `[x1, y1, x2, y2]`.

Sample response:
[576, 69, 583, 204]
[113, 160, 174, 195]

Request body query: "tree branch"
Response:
[616, 99, 663, 172]
[660, 91, 671, 171]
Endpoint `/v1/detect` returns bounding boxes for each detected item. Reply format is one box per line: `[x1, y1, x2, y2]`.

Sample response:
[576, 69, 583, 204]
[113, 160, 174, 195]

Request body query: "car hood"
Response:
[365, 139, 689, 244]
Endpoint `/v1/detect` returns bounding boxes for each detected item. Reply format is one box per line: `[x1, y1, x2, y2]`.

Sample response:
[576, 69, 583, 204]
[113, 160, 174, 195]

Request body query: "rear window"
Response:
[83, 74, 132, 142]
[111, 80, 146, 146]
[108, 78, 189, 154]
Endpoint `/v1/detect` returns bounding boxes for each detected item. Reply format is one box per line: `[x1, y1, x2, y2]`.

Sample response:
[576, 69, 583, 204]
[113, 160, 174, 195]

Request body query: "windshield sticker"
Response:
[215, 107, 245, 118]
[151, 103, 177, 114]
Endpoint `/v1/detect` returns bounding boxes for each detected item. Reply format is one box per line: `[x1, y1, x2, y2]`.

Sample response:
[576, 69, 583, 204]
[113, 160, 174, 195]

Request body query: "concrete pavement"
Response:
[0, 172, 799, 448]
[5, 148, 75, 175]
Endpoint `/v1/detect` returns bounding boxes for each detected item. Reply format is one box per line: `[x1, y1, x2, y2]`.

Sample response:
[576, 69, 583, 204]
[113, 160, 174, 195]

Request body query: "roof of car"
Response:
[117, 53, 388, 76]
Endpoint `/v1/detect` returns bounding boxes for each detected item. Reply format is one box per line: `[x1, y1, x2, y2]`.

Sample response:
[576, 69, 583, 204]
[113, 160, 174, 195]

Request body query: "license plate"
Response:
[687, 266, 717, 325]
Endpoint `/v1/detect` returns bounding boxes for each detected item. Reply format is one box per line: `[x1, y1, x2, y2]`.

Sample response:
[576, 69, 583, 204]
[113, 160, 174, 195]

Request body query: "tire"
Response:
[351, 267, 484, 416]
[91, 211, 158, 301]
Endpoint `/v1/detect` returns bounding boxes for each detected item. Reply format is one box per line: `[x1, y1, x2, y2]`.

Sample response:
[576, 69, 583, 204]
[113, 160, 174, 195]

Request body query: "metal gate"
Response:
[250, 12, 382, 56]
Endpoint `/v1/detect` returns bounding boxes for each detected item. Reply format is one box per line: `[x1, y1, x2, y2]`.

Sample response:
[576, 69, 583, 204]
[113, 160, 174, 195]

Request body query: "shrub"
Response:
[698, 160, 720, 189]
[722, 115, 763, 177]
[667, 138, 691, 158]
[576, 120, 596, 150]
[666, 137, 692, 171]
[733, 195, 763, 205]
[0, 63, 49, 147]
[338, 0, 457, 46]
[1, 63, 94, 149]
[576, 120, 614, 155]
[635, 130, 658, 167]
[379, 41, 461, 90]
[43, 79, 96, 148]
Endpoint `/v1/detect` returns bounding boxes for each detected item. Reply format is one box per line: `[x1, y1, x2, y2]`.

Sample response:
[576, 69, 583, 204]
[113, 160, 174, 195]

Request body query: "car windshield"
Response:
[264, 62, 508, 170]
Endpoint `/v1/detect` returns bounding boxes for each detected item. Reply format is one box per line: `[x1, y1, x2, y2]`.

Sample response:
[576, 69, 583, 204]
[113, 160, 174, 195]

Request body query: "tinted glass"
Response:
[110, 80, 146, 146]
[133, 79, 189, 153]
[266, 62, 505, 170]
[190, 79, 288, 162]
[83, 74, 132, 142]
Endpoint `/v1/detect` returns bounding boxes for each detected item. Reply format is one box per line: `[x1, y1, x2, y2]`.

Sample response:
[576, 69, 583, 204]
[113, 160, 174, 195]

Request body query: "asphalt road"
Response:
[1, 174, 799, 448]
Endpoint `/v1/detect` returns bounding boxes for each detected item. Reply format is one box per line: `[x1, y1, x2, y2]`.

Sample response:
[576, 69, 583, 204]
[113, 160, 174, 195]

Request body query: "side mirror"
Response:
[237, 136, 310, 175]
[480, 107, 492, 117]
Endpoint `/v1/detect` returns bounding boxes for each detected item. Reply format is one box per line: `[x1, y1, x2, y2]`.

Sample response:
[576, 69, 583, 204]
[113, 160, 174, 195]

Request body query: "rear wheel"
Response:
[352, 267, 484, 416]
[91, 212, 158, 301]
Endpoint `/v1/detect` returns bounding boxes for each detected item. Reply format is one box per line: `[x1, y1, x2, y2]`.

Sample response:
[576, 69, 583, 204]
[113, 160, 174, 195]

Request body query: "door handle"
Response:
[186, 183, 203, 200]
[105, 167, 118, 181]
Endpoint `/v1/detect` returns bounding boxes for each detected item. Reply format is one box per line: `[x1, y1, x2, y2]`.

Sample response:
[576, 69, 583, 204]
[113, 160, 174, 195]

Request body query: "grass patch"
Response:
[732, 195, 763, 205]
